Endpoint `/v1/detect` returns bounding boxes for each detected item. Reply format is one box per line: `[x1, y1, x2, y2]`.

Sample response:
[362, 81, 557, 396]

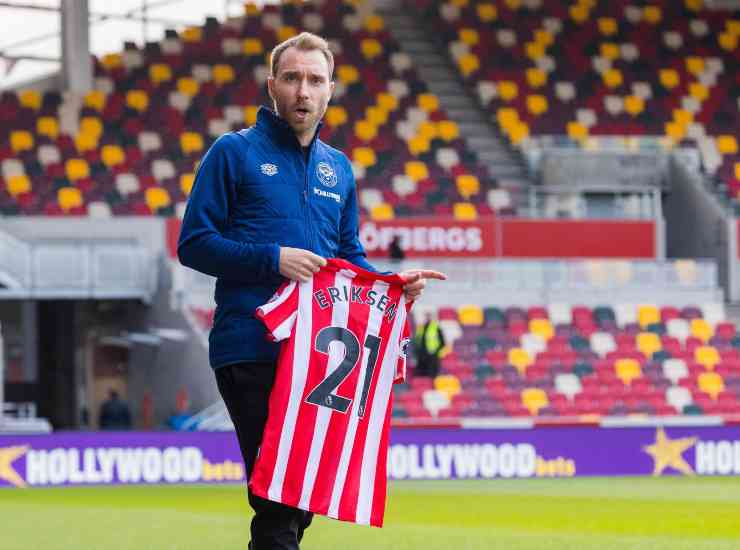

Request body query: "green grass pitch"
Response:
[2, 477, 739, 549]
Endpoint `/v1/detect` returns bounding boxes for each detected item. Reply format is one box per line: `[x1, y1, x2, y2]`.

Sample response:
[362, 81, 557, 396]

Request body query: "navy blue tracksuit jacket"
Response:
[178, 107, 377, 368]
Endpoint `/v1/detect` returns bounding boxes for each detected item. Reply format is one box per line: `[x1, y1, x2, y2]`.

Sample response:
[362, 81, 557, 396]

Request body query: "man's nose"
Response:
[296, 77, 309, 98]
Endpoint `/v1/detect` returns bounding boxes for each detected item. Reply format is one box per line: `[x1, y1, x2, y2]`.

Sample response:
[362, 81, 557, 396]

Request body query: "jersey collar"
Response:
[256, 106, 324, 153]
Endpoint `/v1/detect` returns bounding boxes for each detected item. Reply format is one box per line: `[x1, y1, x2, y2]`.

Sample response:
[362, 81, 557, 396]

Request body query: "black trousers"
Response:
[216, 362, 313, 550]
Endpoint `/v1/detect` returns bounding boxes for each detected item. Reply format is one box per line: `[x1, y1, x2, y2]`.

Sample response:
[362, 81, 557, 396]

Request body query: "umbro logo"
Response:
[260, 163, 278, 176]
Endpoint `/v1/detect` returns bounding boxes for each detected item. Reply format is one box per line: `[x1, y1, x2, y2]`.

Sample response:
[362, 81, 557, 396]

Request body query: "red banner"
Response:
[501, 220, 656, 258]
[165, 217, 656, 259]
[359, 217, 496, 258]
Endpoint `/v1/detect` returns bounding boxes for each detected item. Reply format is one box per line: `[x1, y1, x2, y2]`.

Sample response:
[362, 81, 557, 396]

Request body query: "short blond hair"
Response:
[270, 31, 334, 79]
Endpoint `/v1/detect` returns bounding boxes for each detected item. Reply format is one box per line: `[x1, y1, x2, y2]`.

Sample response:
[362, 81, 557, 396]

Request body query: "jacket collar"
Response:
[256, 106, 323, 153]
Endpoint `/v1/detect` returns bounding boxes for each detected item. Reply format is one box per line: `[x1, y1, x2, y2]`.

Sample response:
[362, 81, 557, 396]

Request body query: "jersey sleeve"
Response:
[255, 280, 299, 342]
[395, 315, 411, 384]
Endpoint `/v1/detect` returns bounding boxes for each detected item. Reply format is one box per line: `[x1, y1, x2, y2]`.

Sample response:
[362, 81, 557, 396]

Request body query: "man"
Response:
[414, 312, 445, 378]
[178, 32, 445, 549]
[98, 389, 132, 430]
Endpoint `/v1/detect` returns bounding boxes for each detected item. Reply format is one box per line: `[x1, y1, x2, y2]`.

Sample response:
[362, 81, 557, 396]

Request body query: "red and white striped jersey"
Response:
[251, 258, 410, 527]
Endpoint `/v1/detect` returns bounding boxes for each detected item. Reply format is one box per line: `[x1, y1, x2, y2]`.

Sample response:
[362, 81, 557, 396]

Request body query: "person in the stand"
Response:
[388, 235, 405, 262]
[177, 32, 446, 550]
[98, 389, 132, 430]
[414, 312, 446, 378]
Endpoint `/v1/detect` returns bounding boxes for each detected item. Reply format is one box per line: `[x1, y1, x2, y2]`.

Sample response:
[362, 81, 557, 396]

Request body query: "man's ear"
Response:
[329, 80, 335, 100]
[266, 76, 275, 101]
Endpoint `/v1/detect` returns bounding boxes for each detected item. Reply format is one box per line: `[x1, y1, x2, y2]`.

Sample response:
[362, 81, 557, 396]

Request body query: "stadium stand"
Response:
[412, 0, 740, 210]
[0, 1, 501, 219]
[395, 302, 740, 419]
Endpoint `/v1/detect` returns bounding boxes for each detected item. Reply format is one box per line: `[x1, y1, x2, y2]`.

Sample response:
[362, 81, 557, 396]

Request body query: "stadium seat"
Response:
[521, 388, 549, 416]
[615, 358, 641, 386]
[57, 187, 83, 211]
[698, 371, 724, 400]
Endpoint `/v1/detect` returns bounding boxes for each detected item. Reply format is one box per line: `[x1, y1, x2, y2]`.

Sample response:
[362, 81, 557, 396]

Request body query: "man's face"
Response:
[267, 47, 334, 146]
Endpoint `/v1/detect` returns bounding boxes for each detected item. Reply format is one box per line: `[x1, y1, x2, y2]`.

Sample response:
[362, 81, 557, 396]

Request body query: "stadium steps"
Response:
[380, 9, 533, 189]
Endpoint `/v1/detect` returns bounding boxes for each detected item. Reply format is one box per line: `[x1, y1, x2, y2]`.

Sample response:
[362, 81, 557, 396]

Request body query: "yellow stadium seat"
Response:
[659, 69, 680, 89]
[101, 145, 125, 168]
[717, 135, 738, 155]
[7, 175, 31, 197]
[456, 174, 480, 198]
[364, 14, 385, 32]
[643, 6, 662, 24]
[36, 117, 59, 139]
[145, 187, 171, 212]
[685, 56, 705, 76]
[100, 53, 122, 70]
[213, 64, 235, 85]
[522, 388, 549, 416]
[417, 121, 438, 140]
[437, 120, 460, 142]
[405, 161, 429, 182]
[244, 105, 258, 126]
[75, 132, 98, 153]
[525, 41, 546, 60]
[458, 304, 484, 326]
[337, 65, 359, 85]
[529, 318, 554, 341]
[451, 0, 469, 6]
[180, 173, 195, 196]
[79, 116, 103, 137]
[434, 375, 461, 400]
[276, 26, 297, 43]
[243, 38, 263, 56]
[126, 90, 149, 112]
[458, 53, 480, 77]
[727, 19, 740, 34]
[508, 348, 532, 375]
[459, 28, 479, 46]
[624, 95, 645, 116]
[698, 371, 724, 400]
[598, 17, 618, 35]
[149, 63, 172, 84]
[527, 95, 548, 116]
[354, 120, 377, 142]
[370, 203, 394, 221]
[84, 90, 106, 111]
[365, 106, 388, 127]
[376, 92, 398, 112]
[352, 147, 376, 168]
[685, 0, 703, 11]
[695, 346, 720, 370]
[534, 30, 553, 47]
[180, 132, 204, 155]
[719, 32, 737, 51]
[325, 106, 348, 128]
[689, 83, 709, 101]
[615, 358, 641, 385]
[600, 43, 620, 60]
[505, 0, 522, 9]
[638, 305, 660, 328]
[181, 27, 202, 42]
[65, 159, 89, 181]
[673, 109, 693, 126]
[497, 81, 518, 101]
[408, 135, 431, 156]
[526, 68, 547, 88]
[177, 77, 199, 97]
[18, 89, 41, 110]
[360, 38, 383, 60]
[570, 5, 589, 23]
[637, 332, 661, 357]
[453, 202, 477, 220]
[477, 3, 498, 22]
[602, 69, 623, 88]
[567, 122, 589, 141]
[10, 130, 33, 153]
[665, 122, 686, 142]
[58, 187, 83, 211]
[507, 121, 530, 145]
[691, 318, 713, 342]
[417, 93, 440, 112]
[735, 162, 740, 180]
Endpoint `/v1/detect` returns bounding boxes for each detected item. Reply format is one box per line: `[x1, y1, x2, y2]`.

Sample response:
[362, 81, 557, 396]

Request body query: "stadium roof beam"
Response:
[61, 0, 92, 92]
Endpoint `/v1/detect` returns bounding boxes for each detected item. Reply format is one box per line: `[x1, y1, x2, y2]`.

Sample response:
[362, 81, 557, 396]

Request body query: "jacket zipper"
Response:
[302, 148, 315, 252]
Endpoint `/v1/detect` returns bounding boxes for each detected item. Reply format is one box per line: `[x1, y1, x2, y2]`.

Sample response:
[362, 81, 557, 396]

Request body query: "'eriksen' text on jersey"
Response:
[313, 285, 398, 321]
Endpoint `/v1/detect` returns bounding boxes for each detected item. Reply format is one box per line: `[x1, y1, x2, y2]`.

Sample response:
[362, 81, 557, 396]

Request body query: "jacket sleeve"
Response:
[337, 156, 379, 272]
[177, 134, 281, 281]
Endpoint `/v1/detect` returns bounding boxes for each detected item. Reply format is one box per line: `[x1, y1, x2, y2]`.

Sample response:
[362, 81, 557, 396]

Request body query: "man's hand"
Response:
[399, 269, 447, 302]
[279, 247, 327, 282]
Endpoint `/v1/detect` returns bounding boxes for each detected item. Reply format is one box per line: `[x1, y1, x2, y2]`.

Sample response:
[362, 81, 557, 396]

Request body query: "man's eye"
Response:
[311, 77, 323, 84]
[285, 74, 297, 81]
